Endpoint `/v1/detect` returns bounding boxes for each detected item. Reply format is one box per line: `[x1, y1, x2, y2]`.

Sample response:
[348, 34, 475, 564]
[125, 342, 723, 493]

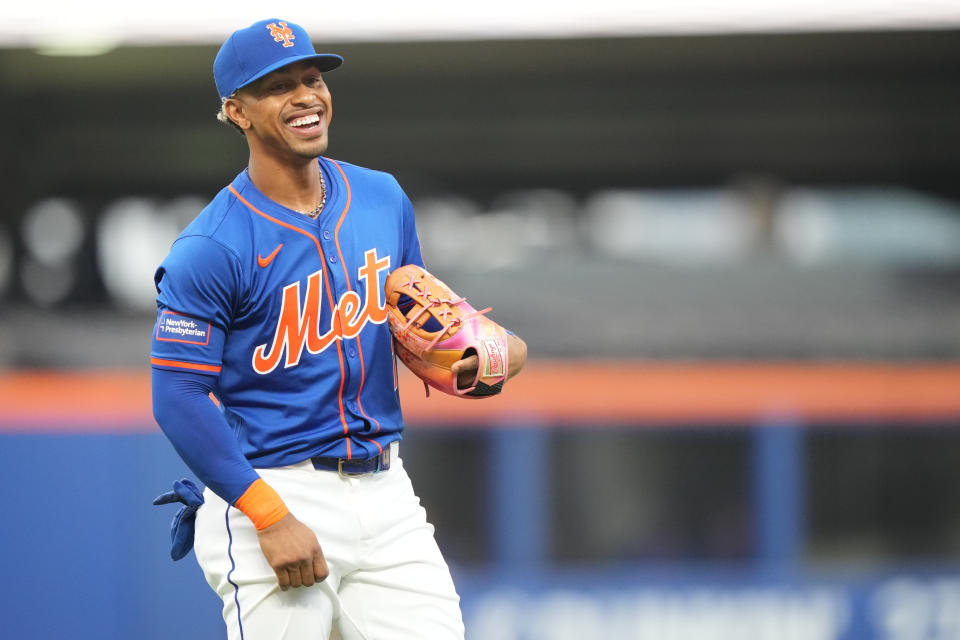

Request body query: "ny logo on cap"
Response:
[266, 22, 295, 48]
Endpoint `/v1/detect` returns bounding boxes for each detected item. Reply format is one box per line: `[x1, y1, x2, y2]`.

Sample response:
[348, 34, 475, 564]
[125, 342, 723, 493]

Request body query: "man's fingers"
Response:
[276, 568, 291, 592]
[258, 514, 328, 590]
[300, 559, 316, 587]
[275, 556, 325, 590]
[453, 355, 479, 389]
[314, 552, 329, 583]
[451, 355, 479, 373]
[287, 565, 303, 588]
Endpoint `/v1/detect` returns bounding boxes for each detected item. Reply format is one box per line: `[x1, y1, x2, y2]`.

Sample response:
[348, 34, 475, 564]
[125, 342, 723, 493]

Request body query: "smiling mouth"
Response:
[287, 113, 322, 130]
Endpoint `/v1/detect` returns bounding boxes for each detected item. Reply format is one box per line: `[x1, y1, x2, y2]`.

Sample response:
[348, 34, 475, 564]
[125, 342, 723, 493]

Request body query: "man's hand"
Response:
[451, 332, 528, 389]
[256, 512, 328, 591]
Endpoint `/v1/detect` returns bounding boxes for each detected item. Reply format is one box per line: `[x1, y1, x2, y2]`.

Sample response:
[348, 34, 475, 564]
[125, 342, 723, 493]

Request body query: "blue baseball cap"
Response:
[214, 19, 343, 99]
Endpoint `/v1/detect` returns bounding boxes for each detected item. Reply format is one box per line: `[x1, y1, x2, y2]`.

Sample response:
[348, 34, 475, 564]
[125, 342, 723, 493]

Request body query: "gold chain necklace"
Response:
[299, 168, 327, 218]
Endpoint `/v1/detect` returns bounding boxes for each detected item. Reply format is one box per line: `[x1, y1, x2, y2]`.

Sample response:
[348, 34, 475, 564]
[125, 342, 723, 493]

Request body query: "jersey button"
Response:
[348, 347, 357, 358]
[328, 255, 338, 263]
[322, 230, 331, 240]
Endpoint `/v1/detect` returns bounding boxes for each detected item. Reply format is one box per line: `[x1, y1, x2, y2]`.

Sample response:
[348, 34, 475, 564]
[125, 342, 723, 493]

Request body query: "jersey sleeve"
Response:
[150, 235, 242, 375]
[399, 190, 425, 268]
[152, 367, 289, 529]
[152, 367, 260, 503]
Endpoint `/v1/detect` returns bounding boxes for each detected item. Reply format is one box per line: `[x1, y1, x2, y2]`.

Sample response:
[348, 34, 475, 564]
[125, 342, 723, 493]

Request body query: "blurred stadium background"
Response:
[2, 2, 960, 639]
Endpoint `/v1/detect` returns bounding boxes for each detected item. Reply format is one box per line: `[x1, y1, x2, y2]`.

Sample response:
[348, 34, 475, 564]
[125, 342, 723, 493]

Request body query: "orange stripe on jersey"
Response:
[227, 183, 351, 440]
[233, 479, 289, 531]
[149, 357, 222, 373]
[329, 159, 382, 434]
[323, 161, 356, 450]
[330, 159, 353, 273]
[360, 436, 383, 455]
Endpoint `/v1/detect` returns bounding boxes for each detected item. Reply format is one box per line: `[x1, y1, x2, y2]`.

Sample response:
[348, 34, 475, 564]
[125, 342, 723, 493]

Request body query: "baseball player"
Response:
[150, 18, 527, 640]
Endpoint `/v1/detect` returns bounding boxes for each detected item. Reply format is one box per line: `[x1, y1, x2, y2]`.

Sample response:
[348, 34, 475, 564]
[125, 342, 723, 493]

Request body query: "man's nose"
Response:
[292, 81, 318, 105]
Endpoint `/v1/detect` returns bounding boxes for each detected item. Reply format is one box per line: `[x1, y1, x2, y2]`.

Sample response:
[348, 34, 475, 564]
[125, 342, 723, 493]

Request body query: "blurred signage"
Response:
[460, 576, 960, 640]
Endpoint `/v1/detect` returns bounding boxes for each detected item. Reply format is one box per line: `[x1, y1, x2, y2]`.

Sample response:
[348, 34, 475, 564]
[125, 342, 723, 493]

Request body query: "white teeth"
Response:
[289, 114, 321, 127]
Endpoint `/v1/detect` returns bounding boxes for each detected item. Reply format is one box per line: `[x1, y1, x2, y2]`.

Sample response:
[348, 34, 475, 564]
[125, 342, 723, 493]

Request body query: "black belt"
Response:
[311, 445, 391, 476]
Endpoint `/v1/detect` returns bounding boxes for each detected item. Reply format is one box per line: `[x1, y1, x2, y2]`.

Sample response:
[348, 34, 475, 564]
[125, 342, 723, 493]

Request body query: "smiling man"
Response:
[150, 17, 526, 640]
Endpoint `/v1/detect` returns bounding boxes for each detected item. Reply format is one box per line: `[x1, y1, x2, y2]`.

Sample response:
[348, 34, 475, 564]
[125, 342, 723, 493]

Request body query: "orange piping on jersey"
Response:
[360, 436, 383, 455]
[312, 162, 352, 455]
[149, 357, 222, 373]
[233, 478, 289, 530]
[335, 337, 350, 454]
[329, 159, 383, 433]
[209, 392, 221, 408]
[227, 184, 351, 440]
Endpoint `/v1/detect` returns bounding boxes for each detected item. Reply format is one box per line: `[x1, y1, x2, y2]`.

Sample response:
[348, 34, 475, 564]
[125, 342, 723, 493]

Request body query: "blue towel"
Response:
[152, 478, 205, 561]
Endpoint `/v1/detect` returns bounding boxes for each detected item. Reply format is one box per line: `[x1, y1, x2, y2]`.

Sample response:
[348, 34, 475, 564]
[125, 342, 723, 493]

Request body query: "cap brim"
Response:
[236, 53, 343, 92]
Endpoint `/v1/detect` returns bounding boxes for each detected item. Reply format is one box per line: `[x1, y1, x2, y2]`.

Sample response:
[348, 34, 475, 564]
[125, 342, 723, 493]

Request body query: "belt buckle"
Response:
[337, 458, 367, 478]
[336, 448, 389, 477]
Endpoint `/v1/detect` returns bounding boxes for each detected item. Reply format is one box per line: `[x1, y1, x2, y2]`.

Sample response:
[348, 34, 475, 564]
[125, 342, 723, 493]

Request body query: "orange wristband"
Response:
[233, 479, 289, 530]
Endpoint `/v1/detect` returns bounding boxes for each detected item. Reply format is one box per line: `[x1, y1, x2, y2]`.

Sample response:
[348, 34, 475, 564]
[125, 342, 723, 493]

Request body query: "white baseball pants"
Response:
[193, 443, 466, 640]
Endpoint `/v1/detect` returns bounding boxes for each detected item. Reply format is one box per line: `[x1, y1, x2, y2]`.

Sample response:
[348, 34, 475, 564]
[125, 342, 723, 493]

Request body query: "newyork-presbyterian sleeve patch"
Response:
[156, 311, 212, 346]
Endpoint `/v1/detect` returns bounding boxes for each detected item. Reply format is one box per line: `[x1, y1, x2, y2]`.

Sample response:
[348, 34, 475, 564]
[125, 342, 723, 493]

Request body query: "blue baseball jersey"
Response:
[151, 157, 423, 468]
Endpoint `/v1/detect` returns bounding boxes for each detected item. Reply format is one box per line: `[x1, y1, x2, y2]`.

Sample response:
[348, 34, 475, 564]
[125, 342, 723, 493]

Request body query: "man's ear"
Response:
[223, 98, 251, 130]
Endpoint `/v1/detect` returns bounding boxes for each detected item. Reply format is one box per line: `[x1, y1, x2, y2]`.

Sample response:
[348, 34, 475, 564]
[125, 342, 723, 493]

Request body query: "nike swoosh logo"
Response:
[257, 244, 283, 268]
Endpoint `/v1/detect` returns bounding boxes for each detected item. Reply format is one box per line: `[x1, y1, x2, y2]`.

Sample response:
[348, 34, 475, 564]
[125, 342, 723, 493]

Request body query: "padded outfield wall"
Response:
[2, 364, 960, 640]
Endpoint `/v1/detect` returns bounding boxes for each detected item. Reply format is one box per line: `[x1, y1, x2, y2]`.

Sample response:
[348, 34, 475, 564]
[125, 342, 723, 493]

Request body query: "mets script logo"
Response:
[252, 249, 390, 375]
[266, 22, 295, 48]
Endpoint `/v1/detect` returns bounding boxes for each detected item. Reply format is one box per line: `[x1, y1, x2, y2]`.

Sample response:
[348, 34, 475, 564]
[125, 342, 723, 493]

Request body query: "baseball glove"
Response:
[385, 264, 509, 398]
